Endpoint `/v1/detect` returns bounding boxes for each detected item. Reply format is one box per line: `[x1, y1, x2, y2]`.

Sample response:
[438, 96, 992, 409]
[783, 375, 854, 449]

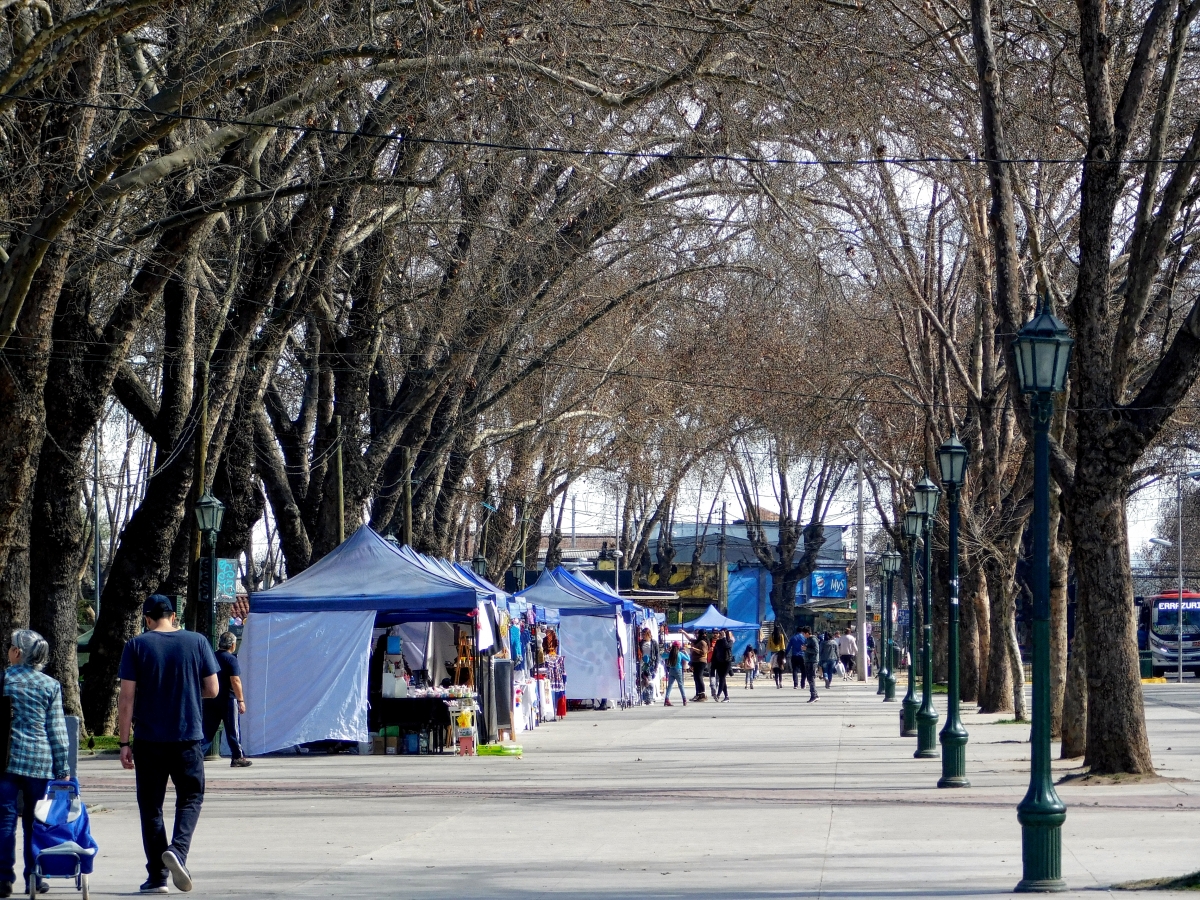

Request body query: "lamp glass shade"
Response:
[472, 555, 488, 577]
[1013, 306, 1073, 393]
[914, 473, 941, 518]
[903, 508, 923, 539]
[194, 492, 226, 534]
[881, 548, 901, 575]
[937, 432, 969, 486]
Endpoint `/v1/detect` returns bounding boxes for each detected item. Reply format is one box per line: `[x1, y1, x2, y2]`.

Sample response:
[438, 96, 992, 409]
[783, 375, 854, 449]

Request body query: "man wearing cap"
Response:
[117, 595, 219, 894]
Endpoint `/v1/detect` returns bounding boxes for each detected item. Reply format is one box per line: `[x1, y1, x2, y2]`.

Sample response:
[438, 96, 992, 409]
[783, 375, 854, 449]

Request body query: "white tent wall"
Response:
[240, 610, 377, 755]
[559, 614, 623, 700]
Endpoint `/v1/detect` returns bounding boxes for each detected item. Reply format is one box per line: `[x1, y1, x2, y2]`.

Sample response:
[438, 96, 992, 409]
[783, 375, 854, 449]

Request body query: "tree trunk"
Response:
[1007, 598, 1027, 720]
[1049, 505, 1069, 739]
[1073, 474, 1152, 773]
[0, 497, 32, 648]
[960, 558, 980, 703]
[978, 550, 1014, 712]
[1061, 600, 1087, 758]
[975, 570, 990, 706]
[933, 527, 949, 683]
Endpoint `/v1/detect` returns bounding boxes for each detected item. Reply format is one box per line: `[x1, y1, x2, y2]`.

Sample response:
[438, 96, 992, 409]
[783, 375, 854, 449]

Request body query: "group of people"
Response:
[0, 594, 248, 896]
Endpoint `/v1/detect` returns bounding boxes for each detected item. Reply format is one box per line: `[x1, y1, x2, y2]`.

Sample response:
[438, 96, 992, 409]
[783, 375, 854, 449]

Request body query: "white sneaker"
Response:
[162, 850, 192, 892]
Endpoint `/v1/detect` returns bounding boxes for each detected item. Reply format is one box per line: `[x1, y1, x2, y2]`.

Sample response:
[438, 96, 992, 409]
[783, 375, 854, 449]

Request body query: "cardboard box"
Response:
[385, 735, 398, 755]
[371, 736, 384, 755]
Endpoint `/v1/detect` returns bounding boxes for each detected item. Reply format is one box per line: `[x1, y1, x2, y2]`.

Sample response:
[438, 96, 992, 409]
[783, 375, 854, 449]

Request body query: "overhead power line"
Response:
[2, 92, 1197, 167]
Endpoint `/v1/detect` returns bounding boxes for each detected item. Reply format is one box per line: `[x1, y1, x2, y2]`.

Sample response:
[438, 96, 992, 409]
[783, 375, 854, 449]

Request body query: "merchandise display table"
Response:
[370, 697, 453, 751]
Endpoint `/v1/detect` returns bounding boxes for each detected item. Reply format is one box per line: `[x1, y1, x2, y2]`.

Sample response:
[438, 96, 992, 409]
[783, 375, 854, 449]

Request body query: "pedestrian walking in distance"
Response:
[202, 631, 251, 767]
[742, 645, 758, 689]
[768, 625, 787, 688]
[821, 632, 840, 689]
[118, 595, 219, 894]
[788, 627, 807, 690]
[663, 643, 687, 707]
[0, 630, 70, 897]
[837, 630, 858, 679]
[711, 630, 732, 702]
[802, 627, 821, 702]
[689, 631, 708, 702]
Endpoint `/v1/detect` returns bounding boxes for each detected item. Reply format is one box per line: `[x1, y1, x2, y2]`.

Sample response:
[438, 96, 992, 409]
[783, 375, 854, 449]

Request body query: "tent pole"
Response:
[335, 415, 345, 544]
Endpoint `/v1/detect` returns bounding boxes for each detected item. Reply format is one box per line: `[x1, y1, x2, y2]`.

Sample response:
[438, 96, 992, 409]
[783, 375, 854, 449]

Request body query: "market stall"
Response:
[519, 567, 625, 705]
[240, 526, 490, 755]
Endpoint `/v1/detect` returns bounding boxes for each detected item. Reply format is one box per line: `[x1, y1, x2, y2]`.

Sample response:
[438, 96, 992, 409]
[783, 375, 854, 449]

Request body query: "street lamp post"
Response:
[1012, 301, 1072, 893]
[913, 473, 940, 758]
[937, 432, 970, 788]
[901, 508, 922, 736]
[878, 569, 887, 695]
[881, 547, 901, 701]
[193, 491, 226, 651]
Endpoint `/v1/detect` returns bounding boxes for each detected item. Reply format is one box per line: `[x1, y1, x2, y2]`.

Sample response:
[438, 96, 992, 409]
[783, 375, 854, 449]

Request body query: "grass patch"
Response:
[1115, 871, 1200, 891]
[931, 683, 948, 694]
[82, 735, 121, 753]
[992, 718, 1030, 725]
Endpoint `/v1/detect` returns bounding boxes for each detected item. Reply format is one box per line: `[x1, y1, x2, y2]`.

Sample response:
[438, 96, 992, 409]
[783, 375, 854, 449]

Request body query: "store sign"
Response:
[1157, 600, 1200, 611]
[810, 569, 848, 599]
[216, 558, 239, 604]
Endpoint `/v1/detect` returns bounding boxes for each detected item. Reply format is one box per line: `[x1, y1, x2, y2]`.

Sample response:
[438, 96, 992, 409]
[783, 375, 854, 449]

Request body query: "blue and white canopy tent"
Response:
[241, 526, 490, 754]
[517, 567, 627, 702]
[676, 605, 759, 632]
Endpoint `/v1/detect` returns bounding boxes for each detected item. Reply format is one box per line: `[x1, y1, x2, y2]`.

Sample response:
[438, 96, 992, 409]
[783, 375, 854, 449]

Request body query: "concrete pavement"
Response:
[69, 678, 1200, 898]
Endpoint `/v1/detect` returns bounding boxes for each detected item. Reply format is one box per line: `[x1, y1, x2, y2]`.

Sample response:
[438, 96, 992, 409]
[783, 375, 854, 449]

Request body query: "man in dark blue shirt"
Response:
[787, 629, 808, 689]
[202, 631, 250, 767]
[118, 595, 219, 894]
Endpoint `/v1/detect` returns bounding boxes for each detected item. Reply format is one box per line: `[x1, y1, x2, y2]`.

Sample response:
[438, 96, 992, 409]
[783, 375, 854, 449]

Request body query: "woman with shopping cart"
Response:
[0, 630, 70, 897]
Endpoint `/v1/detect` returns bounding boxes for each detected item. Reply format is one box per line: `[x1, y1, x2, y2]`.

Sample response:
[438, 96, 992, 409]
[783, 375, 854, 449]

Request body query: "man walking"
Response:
[203, 631, 251, 768]
[118, 595, 220, 894]
[787, 627, 807, 689]
[802, 626, 820, 702]
[837, 629, 858, 679]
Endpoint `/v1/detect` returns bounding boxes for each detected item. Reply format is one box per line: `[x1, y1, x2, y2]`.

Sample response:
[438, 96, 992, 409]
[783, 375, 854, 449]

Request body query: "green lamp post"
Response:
[881, 546, 901, 701]
[937, 432, 970, 788]
[1013, 301, 1073, 892]
[193, 491, 226, 651]
[913, 472, 940, 758]
[877, 567, 887, 695]
[901, 508, 922, 736]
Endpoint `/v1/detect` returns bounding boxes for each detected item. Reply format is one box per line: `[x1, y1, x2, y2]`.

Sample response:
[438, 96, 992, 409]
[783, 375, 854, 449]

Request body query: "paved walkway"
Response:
[72, 679, 1200, 898]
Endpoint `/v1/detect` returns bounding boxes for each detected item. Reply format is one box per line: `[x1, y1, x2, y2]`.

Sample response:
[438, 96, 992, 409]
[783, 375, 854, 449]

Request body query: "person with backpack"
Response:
[0, 630, 71, 898]
[821, 632, 840, 688]
[664, 642, 687, 707]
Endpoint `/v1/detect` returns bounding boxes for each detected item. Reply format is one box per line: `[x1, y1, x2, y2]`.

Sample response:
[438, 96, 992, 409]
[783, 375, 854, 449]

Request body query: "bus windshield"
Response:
[1152, 600, 1200, 637]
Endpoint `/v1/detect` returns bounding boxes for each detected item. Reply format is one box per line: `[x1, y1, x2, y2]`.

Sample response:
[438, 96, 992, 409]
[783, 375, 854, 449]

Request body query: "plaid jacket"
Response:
[4, 665, 69, 779]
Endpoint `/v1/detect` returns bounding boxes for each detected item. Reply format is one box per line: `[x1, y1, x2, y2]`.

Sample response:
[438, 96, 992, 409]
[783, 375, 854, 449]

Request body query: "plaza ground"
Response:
[70, 679, 1200, 898]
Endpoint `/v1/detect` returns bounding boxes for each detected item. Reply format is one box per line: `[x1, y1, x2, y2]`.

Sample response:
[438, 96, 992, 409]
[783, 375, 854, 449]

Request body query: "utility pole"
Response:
[93, 425, 102, 621]
[335, 415, 345, 544]
[718, 501, 728, 614]
[614, 491, 621, 594]
[402, 446, 413, 546]
[856, 449, 867, 681]
[571, 495, 576, 548]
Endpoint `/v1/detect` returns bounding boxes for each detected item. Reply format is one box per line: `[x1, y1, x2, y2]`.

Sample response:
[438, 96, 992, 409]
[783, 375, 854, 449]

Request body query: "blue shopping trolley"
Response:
[29, 779, 97, 900]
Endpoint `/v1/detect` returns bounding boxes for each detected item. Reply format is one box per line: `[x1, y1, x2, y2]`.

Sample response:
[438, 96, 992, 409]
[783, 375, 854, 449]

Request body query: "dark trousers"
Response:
[691, 662, 706, 698]
[791, 655, 806, 688]
[134, 741, 205, 884]
[0, 774, 47, 884]
[805, 660, 819, 699]
[715, 667, 728, 700]
[203, 696, 244, 759]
